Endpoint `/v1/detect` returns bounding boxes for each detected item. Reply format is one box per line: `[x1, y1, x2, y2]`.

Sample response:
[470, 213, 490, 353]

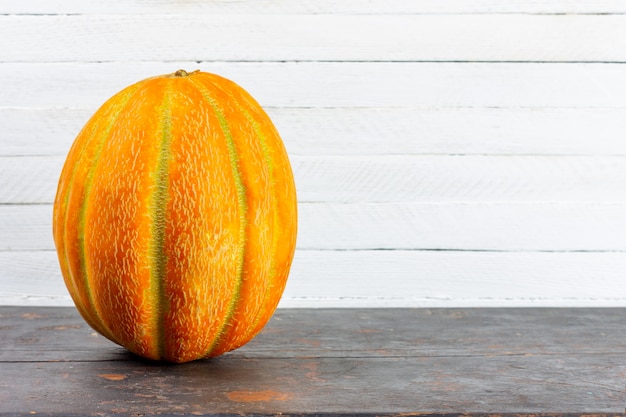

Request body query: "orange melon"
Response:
[52, 69, 297, 363]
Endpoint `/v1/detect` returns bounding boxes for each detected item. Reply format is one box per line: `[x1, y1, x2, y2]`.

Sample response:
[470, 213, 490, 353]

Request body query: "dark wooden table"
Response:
[1, 306, 625, 416]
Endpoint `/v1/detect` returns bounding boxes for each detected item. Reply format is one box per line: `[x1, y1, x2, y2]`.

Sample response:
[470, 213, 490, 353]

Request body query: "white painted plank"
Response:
[0, 156, 65, 204]
[2, 0, 626, 15]
[4, 107, 626, 157]
[2, 62, 626, 109]
[0, 205, 53, 252]
[0, 251, 67, 305]
[293, 155, 626, 203]
[5, 202, 625, 252]
[297, 202, 626, 251]
[2, 250, 625, 307]
[2, 1, 625, 310]
[3, 15, 626, 63]
[285, 250, 626, 306]
[3, 155, 626, 204]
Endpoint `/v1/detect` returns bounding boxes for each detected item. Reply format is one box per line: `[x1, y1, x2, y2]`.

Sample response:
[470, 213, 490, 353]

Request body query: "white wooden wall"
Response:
[1, 1, 625, 307]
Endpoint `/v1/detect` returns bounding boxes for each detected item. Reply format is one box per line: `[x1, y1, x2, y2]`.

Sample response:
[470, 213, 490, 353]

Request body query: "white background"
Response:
[1, 1, 625, 307]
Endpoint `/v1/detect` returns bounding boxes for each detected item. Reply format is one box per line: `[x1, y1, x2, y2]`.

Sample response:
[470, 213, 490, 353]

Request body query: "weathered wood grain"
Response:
[4, 107, 626, 157]
[3, 250, 626, 308]
[4, 307, 626, 358]
[2, 62, 626, 109]
[3, 15, 626, 63]
[3, 0, 626, 15]
[0, 307, 624, 415]
[4, 202, 626, 252]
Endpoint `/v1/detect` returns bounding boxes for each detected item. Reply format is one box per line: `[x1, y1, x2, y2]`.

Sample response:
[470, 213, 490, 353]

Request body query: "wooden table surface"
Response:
[1, 306, 625, 416]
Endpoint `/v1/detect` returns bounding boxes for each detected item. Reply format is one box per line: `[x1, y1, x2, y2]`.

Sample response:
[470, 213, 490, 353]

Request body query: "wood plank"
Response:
[2, 62, 626, 109]
[297, 202, 626, 251]
[2, 306, 626, 359]
[0, 156, 64, 204]
[5, 202, 626, 252]
[0, 205, 54, 251]
[292, 155, 626, 203]
[3, 155, 625, 204]
[4, 107, 626, 157]
[286, 250, 626, 307]
[2, 0, 626, 15]
[0, 307, 624, 414]
[3, 15, 626, 63]
[2, 250, 625, 307]
[2, 356, 623, 414]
